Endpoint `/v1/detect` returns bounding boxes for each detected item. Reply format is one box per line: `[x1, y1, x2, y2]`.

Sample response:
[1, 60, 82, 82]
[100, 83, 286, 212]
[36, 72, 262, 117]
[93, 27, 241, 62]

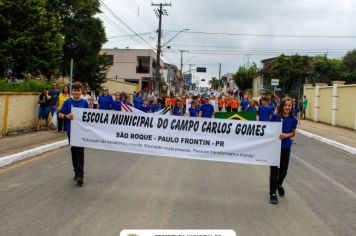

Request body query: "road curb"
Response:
[297, 129, 356, 155]
[0, 139, 68, 168]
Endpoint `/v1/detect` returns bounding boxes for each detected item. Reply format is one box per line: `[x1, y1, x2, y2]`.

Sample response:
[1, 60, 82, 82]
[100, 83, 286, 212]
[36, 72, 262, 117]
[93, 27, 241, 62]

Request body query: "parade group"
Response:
[36, 82, 308, 132]
[39, 82, 306, 205]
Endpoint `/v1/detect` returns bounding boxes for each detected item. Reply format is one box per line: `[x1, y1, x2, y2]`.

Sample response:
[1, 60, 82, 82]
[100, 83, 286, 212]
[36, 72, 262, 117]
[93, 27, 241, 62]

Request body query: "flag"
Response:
[214, 111, 256, 121]
[152, 106, 171, 116]
[121, 104, 144, 113]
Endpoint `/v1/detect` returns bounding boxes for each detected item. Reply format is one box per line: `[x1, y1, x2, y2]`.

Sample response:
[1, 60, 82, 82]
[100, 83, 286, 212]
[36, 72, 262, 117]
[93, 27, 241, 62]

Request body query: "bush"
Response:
[0, 79, 52, 92]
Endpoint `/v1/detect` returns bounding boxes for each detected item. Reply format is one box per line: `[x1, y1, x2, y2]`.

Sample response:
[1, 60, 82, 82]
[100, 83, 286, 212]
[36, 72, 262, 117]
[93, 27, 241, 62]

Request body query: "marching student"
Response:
[246, 100, 257, 111]
[172, 98, 183, 116]
[269, 97, 298, 204]
[199, 97, 215, 118]
[231, 96, 238, 112]
[224, 96, 231, 112]
[292, 98, 300, 121]
[112, 92, 122, 111]
[97, 87, 113, 110]
[240, 94, 250, 111]
[140, 99, 150, 113]
[58, 82, 88, 186]
[149, 99, 160, 113]
[189, 101, 200, 117]
[258, 96, 274, 121]
[217, 96, 224, 112]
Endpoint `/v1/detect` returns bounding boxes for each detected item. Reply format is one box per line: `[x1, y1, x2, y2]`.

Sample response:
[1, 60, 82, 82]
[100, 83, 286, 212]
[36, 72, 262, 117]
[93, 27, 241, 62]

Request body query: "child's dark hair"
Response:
[261, 96, 269, 102]
[72, 82, 83, 90]
[277, 97, 293, 117]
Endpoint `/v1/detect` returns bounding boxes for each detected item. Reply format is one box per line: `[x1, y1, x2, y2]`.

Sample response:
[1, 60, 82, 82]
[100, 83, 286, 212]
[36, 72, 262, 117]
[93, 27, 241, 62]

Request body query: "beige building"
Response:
[101, 49, 168, 94]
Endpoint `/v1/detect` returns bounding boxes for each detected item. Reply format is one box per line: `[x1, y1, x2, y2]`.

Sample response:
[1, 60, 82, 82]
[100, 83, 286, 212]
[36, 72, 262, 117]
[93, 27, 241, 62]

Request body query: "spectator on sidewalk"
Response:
[302, 95, 308, 119]
[36, 88, 51, 131]
[57, 86, 70, 132]
[49, 83, 60, 117]
[97, 87, 113, 110]
[58, 82, 88, 186]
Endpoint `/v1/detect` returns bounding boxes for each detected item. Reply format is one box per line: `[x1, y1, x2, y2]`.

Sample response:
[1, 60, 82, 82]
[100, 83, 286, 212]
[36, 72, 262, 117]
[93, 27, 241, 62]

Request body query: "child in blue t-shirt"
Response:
[292, 98, 300, 120]
[112, 92, 122, 111]
[59, 82, 88, 186]
[149, 99, 160, 113]
[189, 101, 199, 117]
[246, 100, 257, 111]
[268, 97, 298, 204]
[258, 96, 274, 121]
[172, 99, 183, 116]
[240, 95, 249, 111]
[199, 98, 215, 118]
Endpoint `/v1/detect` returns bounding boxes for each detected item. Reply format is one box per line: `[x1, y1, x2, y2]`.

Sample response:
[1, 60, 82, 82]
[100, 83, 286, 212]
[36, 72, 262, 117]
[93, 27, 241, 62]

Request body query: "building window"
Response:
[105, 55, 114, 65]
[136, 56, 150, 73]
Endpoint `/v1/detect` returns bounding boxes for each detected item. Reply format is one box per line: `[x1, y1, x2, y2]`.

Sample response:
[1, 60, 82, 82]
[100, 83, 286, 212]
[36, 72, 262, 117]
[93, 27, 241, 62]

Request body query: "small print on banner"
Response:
[120, 230, 237, 236]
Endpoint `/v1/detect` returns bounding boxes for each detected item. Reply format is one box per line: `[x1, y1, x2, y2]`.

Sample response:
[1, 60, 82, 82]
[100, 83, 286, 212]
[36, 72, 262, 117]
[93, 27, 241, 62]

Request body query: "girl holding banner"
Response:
[269, 97, 298, 204]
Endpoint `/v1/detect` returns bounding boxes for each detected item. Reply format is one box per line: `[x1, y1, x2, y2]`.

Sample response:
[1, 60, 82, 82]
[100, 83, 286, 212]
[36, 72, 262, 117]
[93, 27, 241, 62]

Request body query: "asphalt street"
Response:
[0, 134, 355, 236]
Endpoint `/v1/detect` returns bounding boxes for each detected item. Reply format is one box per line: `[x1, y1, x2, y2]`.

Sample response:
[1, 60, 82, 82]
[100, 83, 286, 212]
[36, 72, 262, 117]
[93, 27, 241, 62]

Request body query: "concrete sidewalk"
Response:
[0, 130, 67, 158]
[298, 120, 356, 149]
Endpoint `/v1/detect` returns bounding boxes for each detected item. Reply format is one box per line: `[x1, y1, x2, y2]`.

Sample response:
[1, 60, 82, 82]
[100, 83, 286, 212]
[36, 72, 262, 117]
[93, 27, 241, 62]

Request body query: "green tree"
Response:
[233, 63, 258, 91]
[310, 56, 345, 85]
[0, 0, 63, 79]
[47, 0, 109, 90]
[265, 54, 310, 92]
[209, 77, 222, 90]
[342, 49, 356, 84]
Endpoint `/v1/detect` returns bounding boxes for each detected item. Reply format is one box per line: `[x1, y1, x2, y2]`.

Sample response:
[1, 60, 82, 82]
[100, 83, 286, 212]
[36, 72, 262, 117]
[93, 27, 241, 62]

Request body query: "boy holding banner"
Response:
[59, 82, 88, 186]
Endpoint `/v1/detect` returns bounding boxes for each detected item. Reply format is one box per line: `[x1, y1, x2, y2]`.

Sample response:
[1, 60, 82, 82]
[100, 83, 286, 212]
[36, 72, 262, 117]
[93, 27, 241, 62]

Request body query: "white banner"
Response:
[71, 108, 282, 166]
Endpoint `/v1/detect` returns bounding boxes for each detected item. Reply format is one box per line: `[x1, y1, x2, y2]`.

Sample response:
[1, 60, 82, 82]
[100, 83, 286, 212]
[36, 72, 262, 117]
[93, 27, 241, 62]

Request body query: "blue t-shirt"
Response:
[241, 100, 249, 111]
[246, 106, 256, 111]
[60, 98, 88, 135]
[49, 89, 60, 106]
[293, 107, 300, 118]
[200, 104, 214, 118]
[173, 106, 182, 116]
[140, 105, 150, 113]
[271, 114, 298, 149]
[150, 104, 160, 113]
[112, 101, 122, 111]
[258, 105, 273, 121]
[98, 95, 113, 110]
[134, 97, 144, 108]
[189, 107, 199, 117]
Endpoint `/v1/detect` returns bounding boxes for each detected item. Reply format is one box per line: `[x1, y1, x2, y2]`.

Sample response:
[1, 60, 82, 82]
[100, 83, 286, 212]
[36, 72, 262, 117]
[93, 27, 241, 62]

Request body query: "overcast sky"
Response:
[100, 0, 356, 86]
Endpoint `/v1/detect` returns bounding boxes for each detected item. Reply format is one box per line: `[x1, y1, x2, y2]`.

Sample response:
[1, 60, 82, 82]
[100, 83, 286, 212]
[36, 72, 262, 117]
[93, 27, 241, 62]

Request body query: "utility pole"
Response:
[69, 58, 74, 94]
[179, 50, 188, 94]
[152, 2, 171, 96]
[218, 63, 221, 80]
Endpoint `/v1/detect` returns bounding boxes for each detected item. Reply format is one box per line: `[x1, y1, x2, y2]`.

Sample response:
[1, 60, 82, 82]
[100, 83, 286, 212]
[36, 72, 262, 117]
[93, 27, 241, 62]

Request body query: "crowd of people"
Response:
[39, 82, 306, 204]
[36, 82, 308, 132]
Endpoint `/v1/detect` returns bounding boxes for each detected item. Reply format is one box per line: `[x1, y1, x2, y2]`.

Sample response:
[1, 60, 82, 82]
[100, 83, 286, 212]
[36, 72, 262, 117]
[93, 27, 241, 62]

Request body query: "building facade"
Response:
[101, 48, 168, 94]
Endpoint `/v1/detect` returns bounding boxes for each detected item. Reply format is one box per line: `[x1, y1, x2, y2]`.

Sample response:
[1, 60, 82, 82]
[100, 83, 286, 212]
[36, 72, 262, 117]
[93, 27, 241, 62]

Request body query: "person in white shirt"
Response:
[80, 86, 91, 102]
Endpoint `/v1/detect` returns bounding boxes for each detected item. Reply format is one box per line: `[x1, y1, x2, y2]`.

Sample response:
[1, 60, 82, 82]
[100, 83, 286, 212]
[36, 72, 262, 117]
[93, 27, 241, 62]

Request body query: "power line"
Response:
[100, 0, 155, 49]
[166, 30, 356, 39]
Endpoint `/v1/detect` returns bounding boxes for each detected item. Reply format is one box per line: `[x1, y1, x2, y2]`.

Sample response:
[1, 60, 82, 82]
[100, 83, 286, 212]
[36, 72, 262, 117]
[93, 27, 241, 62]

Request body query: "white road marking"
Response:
[292, 153, 356, 200]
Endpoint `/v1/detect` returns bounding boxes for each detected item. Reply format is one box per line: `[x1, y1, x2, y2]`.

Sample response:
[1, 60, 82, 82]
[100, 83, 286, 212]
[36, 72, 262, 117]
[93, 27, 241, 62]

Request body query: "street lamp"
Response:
[162, 28, 189, 48]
